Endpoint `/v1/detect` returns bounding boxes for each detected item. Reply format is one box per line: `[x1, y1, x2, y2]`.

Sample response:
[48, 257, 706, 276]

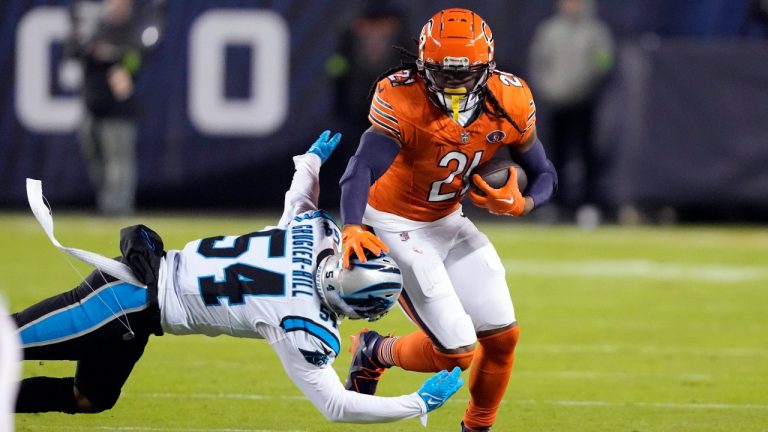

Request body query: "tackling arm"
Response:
[268, 328, 427, 423]
[339, 127, 400, 225]
[338, 127, 400, 267]
[267, 330, 462, 424]
[277, 131, 341, 228]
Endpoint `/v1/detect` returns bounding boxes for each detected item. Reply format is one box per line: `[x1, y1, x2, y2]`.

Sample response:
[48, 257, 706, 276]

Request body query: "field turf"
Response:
[1, 213, 767, 432]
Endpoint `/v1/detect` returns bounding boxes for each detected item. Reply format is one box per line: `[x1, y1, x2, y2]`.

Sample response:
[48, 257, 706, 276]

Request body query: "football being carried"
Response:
[470, 158, 528, 194]
[469, 158, 529, 216]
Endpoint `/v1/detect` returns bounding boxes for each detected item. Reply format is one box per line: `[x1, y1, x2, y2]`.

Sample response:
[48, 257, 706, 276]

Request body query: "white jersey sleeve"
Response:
[259, 324, 427, 423]
[278, 153, 322, 228]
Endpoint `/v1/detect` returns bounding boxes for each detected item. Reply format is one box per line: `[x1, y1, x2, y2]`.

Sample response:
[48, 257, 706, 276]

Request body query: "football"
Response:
[470, 159, 528, 194]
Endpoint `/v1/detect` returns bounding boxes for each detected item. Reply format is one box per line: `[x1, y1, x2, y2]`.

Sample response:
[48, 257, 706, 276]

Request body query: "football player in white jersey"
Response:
[10, 131, 463, 424]
[0, 296, 21, 432]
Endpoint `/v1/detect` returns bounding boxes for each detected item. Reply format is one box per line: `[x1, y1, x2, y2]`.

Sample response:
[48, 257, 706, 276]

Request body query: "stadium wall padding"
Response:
[599, 39, 768, 216]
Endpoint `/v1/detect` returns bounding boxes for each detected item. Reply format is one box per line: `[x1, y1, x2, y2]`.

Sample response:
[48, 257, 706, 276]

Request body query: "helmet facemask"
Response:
[419, 59, 495, 121]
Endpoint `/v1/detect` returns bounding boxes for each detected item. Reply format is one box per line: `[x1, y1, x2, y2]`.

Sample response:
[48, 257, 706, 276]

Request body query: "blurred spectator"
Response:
[322, 2, 410, 201]
[528, 0, 614, 226]
[66, 0, 144, 216]
[326, 1, 410, 137]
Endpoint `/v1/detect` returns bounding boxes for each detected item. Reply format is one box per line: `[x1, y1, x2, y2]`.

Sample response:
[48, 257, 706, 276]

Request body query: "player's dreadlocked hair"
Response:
[367, 45, 524, 134]
[482, 86, 523, 134]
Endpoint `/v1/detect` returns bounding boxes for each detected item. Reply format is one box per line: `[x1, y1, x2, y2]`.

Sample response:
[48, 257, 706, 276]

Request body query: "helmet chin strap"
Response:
[443, 87, 468, 121]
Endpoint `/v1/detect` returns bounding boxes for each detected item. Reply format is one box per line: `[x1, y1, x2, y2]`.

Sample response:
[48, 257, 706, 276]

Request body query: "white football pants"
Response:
[365, 207, 516, 350]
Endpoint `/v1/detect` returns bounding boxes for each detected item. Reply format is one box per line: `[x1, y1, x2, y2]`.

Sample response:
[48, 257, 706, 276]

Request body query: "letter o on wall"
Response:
[15, 7, 82, 133]
[189, 10, 289, 136]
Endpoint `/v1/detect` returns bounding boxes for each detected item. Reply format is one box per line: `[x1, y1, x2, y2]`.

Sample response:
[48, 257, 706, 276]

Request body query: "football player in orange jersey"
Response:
[338, 8, 558, 432]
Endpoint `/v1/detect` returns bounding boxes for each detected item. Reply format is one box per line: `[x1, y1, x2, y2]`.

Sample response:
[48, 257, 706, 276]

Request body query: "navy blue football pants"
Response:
[12, 268, 158, 411]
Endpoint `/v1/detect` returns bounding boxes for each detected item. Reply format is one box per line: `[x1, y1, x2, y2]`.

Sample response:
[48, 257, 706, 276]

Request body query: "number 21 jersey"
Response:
[367, 70, 537, 222]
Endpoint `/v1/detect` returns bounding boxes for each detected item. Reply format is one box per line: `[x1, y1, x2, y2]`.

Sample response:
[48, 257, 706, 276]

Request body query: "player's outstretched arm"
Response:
[278, 130, 342, 227]
[269, 332, 463, 423]
[306, 129, 342, 164]
[416, 367, 463, 413]
[339, 128, 399, 268]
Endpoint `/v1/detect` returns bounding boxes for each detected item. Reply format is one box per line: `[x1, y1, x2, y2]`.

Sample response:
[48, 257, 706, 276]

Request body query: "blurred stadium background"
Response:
[1, 1, 768, 431]
[1, 0, 767, 221]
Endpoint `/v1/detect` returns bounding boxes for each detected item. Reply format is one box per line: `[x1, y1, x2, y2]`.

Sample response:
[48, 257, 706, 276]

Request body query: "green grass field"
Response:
[2, 213, 767, 432]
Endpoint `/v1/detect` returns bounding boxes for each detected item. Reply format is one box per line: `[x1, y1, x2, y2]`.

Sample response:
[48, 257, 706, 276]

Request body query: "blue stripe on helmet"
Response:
[352, 263, 400, 272]
[347, 282, 402, 295]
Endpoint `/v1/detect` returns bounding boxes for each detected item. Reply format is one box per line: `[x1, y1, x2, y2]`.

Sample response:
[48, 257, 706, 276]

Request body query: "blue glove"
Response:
[417, 367, 463, 413]
[306, 130, 342, 163]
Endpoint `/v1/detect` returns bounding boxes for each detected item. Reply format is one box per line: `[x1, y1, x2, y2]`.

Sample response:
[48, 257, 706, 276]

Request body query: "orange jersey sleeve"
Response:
[368, 70, 422, 143]
[486, 71, 538, 147]
[366, 70, 537, 222]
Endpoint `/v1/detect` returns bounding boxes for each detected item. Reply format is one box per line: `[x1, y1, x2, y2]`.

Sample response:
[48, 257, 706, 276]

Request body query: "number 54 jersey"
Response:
[157, 211, 343, 365]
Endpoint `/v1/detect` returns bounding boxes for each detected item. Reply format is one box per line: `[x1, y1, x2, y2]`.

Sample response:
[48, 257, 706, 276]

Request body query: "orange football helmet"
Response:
[417, 8, 496, 118]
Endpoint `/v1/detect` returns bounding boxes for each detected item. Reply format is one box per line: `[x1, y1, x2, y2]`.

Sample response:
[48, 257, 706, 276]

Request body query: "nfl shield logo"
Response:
[460, 131, 470, 144]
[400, 232, 410, 241]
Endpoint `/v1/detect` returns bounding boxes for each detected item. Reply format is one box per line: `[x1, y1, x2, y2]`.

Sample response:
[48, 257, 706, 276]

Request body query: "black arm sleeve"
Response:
[514, 139, 558, 208]
[339, 130, 400, 225]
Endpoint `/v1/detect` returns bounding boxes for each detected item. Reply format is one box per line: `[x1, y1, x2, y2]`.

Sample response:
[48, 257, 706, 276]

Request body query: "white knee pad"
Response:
[436, 305, 477, 349]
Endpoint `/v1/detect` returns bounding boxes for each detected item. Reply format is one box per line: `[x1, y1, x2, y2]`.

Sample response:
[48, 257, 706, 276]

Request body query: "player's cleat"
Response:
[345, 329, 388, 394]
[461, 422, 491, 432]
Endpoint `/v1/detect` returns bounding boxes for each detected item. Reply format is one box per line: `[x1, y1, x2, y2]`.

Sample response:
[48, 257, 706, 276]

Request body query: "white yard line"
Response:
[27, 392, 763, 431]
[123, 392, 768, 411]
[523, 343, 768, 358]
[524, 371, 712, 381]
[502, 259, 768, 283]
[515, 399, 768, 410]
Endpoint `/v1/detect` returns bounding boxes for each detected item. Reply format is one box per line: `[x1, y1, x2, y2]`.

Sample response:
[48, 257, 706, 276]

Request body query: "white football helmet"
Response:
[315, 252, 403, 322]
